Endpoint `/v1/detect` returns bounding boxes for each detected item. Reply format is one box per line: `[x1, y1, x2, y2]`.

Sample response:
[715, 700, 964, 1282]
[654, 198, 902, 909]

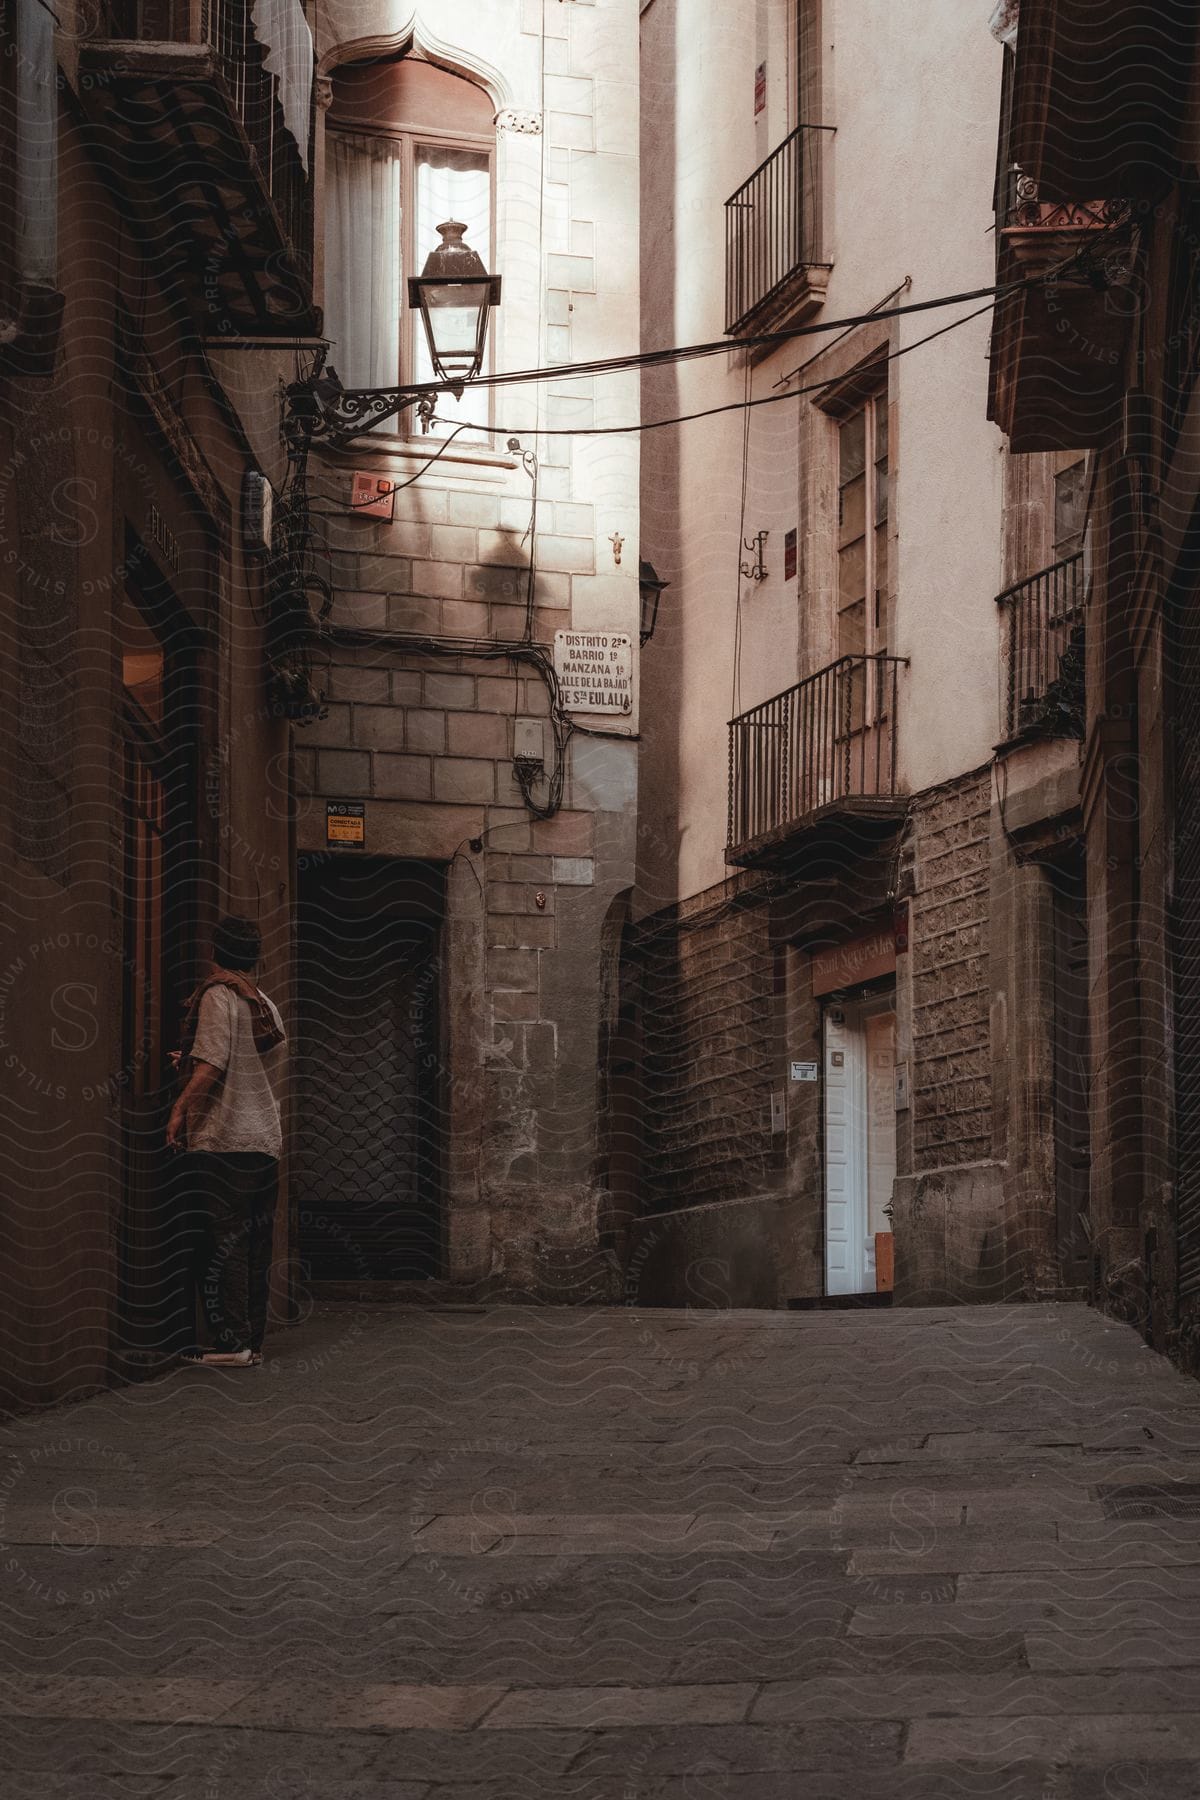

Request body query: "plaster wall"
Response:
[639, 0, 1006, 914]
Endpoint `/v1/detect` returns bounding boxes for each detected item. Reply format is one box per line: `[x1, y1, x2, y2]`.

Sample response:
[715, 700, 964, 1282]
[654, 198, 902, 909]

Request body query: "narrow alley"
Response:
[4, 1303, 1200, 1798]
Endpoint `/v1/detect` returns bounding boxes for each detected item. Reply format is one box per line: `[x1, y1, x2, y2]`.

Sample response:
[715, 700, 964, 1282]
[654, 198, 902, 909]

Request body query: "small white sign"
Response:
[790, 1060, 818, 1083]
[553, 630, 633, 713]
[894, 1060, 911, 1111]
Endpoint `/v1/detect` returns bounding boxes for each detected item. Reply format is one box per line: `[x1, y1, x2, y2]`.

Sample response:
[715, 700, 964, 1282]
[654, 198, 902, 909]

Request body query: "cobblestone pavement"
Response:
[5, 1302, 1200, 1798]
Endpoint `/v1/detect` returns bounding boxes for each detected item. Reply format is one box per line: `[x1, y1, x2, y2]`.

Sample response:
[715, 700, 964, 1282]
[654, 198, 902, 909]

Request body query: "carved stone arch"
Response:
[316, 15, 513, 112]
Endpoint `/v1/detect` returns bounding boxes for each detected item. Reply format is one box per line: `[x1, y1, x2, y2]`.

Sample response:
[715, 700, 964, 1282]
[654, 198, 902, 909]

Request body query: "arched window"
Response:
[323, 56, 495, 438]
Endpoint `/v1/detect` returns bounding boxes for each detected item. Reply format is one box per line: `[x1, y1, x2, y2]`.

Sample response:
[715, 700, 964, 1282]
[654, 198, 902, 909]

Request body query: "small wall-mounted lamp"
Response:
[639, 560, 669, 645]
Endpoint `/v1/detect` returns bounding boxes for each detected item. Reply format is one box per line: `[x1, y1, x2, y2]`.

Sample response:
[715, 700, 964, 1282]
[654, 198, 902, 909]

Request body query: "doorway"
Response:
[294, 857, 444, 1281]
[117, 568, 198, 1359]
[824, 989, 897, 1295]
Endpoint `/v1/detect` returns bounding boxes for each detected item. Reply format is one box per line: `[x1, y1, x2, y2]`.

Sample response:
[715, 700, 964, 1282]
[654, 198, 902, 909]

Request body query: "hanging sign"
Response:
[326, 801, 365, 846]
[553, 631, 633, 713]
[754, 61, 767, 115]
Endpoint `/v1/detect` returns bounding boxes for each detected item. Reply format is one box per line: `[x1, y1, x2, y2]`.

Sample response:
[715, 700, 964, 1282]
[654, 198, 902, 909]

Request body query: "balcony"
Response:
[988, 182, 1134, 451]
[984, 0, 1177, 451]
[727, 654, 907, 868]
[79, 0, 316, 335]
[725, 125, 830, 338]
[997, 551, 1085, 743]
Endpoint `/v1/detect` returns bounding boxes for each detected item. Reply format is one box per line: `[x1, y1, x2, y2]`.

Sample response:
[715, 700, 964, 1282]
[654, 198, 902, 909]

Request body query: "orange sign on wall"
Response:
[811, 925, 897, 997]
[351, 472, 396, 520]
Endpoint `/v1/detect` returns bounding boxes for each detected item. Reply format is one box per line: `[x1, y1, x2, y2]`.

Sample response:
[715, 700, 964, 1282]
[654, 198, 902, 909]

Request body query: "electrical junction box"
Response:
[350, 471, 396, 520]
[514, 718, 545, 764]
[242, 470, 273, 553]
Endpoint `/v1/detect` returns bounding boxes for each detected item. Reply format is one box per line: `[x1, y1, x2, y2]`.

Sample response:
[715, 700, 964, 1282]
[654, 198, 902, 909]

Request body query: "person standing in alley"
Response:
[167, 915, 286, 1367]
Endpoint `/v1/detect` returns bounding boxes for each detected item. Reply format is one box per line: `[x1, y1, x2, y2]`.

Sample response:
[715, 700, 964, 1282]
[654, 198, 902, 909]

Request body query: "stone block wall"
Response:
[894, 765, 1013, 1303]
[631, 878, 784, 1212]
[297, 0, 641, 1296]
[909, 768, 994, 1172]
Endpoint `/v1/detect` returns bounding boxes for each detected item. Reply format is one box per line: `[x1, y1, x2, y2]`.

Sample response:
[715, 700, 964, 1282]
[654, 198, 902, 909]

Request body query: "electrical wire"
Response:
[321, 423, 476, 511]
[773, 277, 911, 390]
[270, 273, 1048, 408]
[519, 446, 540, 642]
[417, 273, 1048, 398]
[308, 299, 1001, 807]
[429, 294, 999, 442]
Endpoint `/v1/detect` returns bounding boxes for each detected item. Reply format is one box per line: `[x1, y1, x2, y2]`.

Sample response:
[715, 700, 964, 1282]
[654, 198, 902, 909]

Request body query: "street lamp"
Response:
[288, 221, 501, 446]
[639, 560, 669, 645]
[409, 220, 503, 385]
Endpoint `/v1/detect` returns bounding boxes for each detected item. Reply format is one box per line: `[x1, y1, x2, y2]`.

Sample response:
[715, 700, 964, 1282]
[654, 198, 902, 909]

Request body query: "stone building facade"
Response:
[625, 0, 1091, 1308]
[987, 0, 1200, 1362]
[295, 0, 641, 1298]
[0, 0, 318, 1406]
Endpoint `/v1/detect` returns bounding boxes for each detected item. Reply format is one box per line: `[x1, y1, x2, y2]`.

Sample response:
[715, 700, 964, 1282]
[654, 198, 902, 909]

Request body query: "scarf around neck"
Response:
[177, 972, 285, 1065]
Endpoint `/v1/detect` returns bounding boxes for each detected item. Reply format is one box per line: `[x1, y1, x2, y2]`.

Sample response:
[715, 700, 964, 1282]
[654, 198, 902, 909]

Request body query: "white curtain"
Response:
[249, 0, 314, 172]
[414, 146, 492, 440]
[324, 132, 403, 396]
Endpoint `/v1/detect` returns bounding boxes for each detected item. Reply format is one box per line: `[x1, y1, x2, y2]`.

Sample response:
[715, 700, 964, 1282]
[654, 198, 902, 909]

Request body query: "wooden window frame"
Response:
[790, 0, 821, 130]
[833, 382, 890, 668]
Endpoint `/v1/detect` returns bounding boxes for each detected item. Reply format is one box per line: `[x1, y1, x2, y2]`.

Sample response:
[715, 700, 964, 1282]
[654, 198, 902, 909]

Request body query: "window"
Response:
[1053, 460, 1086, 561]
[323, 57, 495, 438]
[837, 388, 889, 663]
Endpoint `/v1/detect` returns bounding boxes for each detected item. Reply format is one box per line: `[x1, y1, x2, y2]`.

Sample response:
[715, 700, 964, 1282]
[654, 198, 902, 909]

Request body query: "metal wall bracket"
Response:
[740, 530, 769, 582]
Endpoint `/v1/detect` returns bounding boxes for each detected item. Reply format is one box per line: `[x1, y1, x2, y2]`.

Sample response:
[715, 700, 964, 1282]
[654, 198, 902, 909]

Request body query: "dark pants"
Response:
[191, 1152, 278, 1353]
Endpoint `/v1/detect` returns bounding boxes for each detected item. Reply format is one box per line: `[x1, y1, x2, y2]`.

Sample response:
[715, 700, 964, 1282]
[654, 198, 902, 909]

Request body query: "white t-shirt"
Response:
[188, 986, 286, 1159]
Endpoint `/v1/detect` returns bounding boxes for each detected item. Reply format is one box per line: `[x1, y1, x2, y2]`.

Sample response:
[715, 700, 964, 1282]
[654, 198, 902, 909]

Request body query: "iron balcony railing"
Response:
[102, 0, 312, 284]
[725, 124, 827, 334]
[727, 654, 906, 853]
[997, 551, 1085, 739]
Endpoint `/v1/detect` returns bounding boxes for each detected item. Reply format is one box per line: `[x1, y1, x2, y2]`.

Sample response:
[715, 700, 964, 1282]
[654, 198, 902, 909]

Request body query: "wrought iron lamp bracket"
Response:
[286, 379, 467, 450]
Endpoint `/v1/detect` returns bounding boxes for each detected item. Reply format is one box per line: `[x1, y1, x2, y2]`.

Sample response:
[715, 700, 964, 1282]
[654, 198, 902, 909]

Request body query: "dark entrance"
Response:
[1048, 848, 1091, 1287]
[294, 857, 444, 1280]
[1174, 562, 1200, 1309]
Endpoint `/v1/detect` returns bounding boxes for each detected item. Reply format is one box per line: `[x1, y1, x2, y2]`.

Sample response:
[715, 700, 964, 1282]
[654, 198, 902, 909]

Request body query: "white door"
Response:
[823, 1007, 863, 1295]
[824, 995, 896, 1295]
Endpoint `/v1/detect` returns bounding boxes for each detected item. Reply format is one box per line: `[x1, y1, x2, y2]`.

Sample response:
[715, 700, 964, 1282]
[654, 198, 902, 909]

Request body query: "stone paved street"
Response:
[5, 1302, 1200, 1797]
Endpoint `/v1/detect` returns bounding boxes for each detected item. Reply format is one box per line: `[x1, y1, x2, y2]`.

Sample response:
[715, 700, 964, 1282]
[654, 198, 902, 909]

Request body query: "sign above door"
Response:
[326, 801, 365, 846]
[811, 924, 896, 996]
